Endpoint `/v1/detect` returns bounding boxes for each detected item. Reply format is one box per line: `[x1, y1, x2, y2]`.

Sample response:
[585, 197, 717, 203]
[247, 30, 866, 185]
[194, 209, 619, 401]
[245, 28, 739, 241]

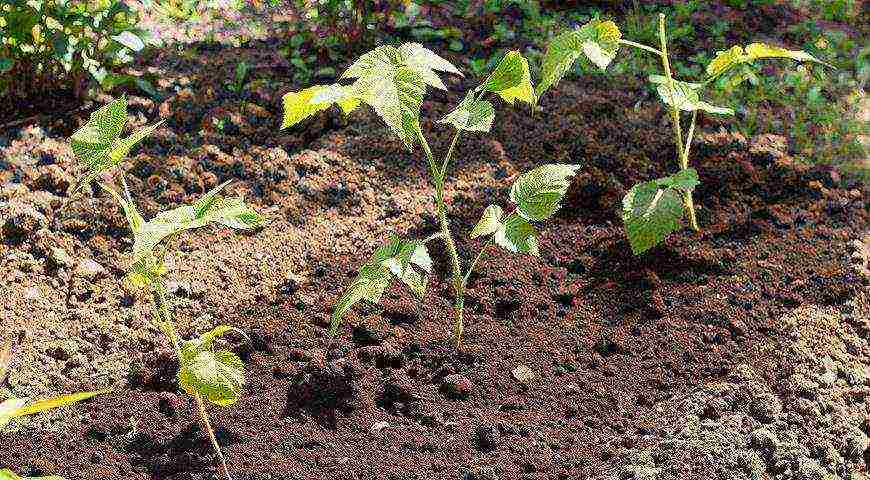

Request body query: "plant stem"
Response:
[416, 128, 466, 348]
[462, 239, 493, 288]
[657, 13, 700, 232]
[150, 281, 232, 480]
[618, 39, 663, 56]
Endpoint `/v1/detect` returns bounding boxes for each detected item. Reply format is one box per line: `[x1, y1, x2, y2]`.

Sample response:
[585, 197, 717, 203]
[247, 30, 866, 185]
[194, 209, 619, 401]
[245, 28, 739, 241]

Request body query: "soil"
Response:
[1, 2, 868, 480]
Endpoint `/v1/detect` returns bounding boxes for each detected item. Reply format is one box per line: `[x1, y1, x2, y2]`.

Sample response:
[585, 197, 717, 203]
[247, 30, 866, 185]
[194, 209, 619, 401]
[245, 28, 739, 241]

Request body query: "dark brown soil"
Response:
[0, 3, 868, 480]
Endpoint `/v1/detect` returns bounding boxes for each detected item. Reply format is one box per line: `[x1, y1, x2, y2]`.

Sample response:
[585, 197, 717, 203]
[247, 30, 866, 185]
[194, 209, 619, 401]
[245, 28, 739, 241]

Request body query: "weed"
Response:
[537, 14, 832, 254]
[282, 43, 580, 347]
[67, 98, 266, 480]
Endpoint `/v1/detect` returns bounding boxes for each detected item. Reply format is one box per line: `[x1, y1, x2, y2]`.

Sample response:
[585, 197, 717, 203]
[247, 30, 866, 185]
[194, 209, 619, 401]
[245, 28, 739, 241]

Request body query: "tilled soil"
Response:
[1, 3, 869, 478]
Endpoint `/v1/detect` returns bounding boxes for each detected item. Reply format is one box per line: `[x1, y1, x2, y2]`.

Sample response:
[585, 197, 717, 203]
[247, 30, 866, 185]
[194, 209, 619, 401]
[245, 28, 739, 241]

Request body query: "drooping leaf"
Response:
[129, 181, 265, 266]
[648, 75, 734, 115]
[537, 19, 621, 97]
[331, 236, 433, 334]
[495, 214, 540, 256]
[509, 164, 582, 221]
[706, 43, 832, 80]
[470, 204, 504, 239]
[439, 92, 495, 133]
[178, 326, 247, 406]
[398, 42, 462, 90]
[281, 84, 360, 129]
[483, 50, 536, 106]
[70, 97, 163, 192]
[0, 469, 65, 480]
[622, 169, 699, 255]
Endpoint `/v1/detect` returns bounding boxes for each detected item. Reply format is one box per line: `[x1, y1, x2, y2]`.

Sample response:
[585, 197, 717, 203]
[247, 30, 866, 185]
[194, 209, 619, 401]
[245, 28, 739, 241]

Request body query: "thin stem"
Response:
[619, 39, 663, 56]
[416, 128, 466, 348]
[682, 110, 697, 169]
[658, 13, 699, 232]
[682, 110, 700, 231]
[657, 13, 685, 164]
[150, 281, 231, 480]
[195, 392, 232, 480]
[462, 239, 493, 288]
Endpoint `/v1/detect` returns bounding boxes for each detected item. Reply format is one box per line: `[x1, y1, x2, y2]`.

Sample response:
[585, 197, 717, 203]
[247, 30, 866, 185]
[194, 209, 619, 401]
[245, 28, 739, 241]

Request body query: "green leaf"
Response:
[339, 43, 460, 148]
[509, 164, 581, 221]
[438, 92, 495, 133]
[331, 236, 433, 334]
[0, 469, 65, 480]
[470, 204, 504, 239]
[0, 58, 13, 73]
[706, 43, 832, 80]
[281, 84, 360, 129]
[537, 19, 621, 97]
[495, 214, 540, 256]
[0, 398, 27, 430]
[1, 389, 107, 431]
[622, 169, 699, 255]
[648, 75, 734, 115]
[483, 50, 536, 106]
[70, 97, 163, 192]
[178, 326, 247, 406]
[129, 181, 265, 266]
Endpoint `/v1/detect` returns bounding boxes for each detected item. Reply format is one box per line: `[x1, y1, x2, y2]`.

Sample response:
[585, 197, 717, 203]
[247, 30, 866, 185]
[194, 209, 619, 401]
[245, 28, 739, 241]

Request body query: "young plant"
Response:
[282, 43, 580, 347]
[68, 99, 266, 480]
[536, 15, 831, 254]
[0, 469, 64, 480]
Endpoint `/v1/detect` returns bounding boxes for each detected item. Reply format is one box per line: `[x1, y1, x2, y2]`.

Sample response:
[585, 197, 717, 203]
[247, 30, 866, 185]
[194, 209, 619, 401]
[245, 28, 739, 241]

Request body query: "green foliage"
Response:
[438, 92, 495, 133]
[0, 469, 64, 480]
[509, 164, 582, 221]
[537, 18, 621, 98]
[494, 213, 540, 256]
[0, 0, 149, 97]
[69, 97, 164, 193]
[706, 42, 832, 80]
[178, 326, 248, 407]
[283, 42, 461, 148]
[332, 235, 432, 333]
[1, 390, 107, 430]
[648, 75, 734, 115]
[622, 169, 699, 255]
[483, 50, 536, 106]
[470, 205, 503, 239]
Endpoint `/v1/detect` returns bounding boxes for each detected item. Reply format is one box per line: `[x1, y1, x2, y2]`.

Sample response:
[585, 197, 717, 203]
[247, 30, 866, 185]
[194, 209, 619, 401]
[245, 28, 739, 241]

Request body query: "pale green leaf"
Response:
[649, 75, 734, 115]
[112, 31, 144, 51]
[510, 164, 581, 221]
[622, 169, 699, 255]
[495, 214, 540, 256]
[706, 43, 832, 80]
[483, 50, 535, 106]
[0, 398, 27, 430]
[398, 42, 462, 90]
[178, 350, 245, 407]
[438, 92, 495, 133]
[537, 19, 620, 97]
[0, 469, 65, 480]
[281, 84, 360, 129]
[331, 235, 432, 334]
[10, 390, 107, 418]
[470, 204, 504, 239]
[70, 97, 162, 192]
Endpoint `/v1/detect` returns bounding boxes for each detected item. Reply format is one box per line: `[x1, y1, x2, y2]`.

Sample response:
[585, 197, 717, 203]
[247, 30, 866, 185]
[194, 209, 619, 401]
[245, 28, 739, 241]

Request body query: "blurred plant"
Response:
[283, 44, 579, 348]
[67, 97, 266, 480]
[0, 0, 151, 99]
[538, 14, 832, 254]
[228, 61, 250, 94]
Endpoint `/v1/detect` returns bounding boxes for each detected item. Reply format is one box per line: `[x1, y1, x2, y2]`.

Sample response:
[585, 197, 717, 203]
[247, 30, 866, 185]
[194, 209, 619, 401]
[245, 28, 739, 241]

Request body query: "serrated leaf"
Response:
[649, 75, 734, 115]
[178, 350, 245, 407]
[471, 204, 504, 239]
[439, 92, 495, 133]
[495, 214, 540, 256]
[537, 19, 620, 97]
[483, 50, 535, 106]
[331, 236, 432, 334]
[706, 43, 832, 80]
[0, 469, 65, 480]
[179, 326, 247, 406]
[510, 164, 581, 221]
[70, 97, 163, 192]
[338, 43, 460, 148]
[281, 84, 360, 129]
[622, 169, 699, 255]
